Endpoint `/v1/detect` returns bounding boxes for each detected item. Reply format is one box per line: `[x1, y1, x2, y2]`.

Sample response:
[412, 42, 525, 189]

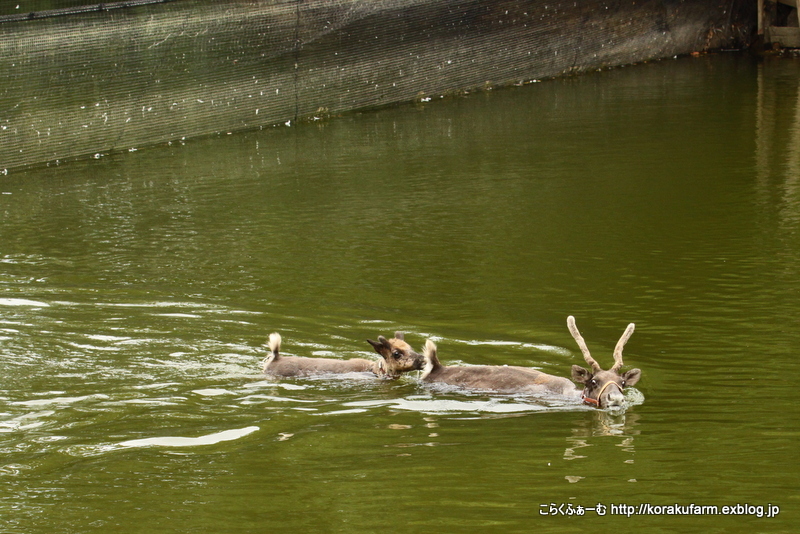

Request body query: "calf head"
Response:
[567, 316, 641, 408]
[367, 331, 424, 378]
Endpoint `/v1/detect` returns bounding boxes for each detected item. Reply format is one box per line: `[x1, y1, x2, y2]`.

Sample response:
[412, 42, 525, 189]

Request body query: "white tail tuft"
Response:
[262, 332, 282, 372]
[421, 339, 438, 378]
[268, 332, 282, 356]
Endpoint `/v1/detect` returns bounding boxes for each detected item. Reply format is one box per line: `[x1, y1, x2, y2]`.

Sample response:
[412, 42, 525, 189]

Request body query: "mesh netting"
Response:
[0, 0, 754, 171]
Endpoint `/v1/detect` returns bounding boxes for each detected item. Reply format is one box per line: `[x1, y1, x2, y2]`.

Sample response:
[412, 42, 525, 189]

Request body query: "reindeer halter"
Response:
[581, 380, 623, 407]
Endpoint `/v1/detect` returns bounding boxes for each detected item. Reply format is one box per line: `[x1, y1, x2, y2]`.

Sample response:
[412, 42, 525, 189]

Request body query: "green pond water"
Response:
[1, 53, 798, 532]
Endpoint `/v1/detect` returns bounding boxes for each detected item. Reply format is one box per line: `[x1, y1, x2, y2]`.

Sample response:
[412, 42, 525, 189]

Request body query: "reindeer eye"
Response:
[590, 379, 598, 388]
[392, 350, 402, 359]
[621, 380, 626, 388]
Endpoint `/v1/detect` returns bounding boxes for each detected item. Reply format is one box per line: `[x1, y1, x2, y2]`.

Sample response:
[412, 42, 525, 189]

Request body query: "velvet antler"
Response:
[567, 315, 601, 372]
[611, 323, 635, 372]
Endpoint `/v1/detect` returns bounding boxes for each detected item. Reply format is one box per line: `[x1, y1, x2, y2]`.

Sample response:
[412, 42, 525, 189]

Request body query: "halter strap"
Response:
[581, 380, 623, 406]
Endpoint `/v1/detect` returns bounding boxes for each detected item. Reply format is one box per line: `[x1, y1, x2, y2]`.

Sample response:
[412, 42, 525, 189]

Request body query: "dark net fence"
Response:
[1, 0, 754, 171]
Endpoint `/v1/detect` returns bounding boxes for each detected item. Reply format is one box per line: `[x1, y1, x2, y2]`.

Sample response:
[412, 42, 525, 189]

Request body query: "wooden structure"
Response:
[0, 0, 757, 172]
[759, 0, 800, 47]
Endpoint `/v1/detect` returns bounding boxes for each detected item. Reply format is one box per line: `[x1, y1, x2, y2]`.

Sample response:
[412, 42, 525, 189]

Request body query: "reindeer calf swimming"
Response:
[262, 331, 423, 379]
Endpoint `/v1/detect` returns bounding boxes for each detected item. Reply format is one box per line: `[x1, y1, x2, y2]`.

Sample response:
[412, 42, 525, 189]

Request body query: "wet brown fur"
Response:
[366, 332, 425, 378]
[420, 341, 576, 396]
[262, 333, 381, 377]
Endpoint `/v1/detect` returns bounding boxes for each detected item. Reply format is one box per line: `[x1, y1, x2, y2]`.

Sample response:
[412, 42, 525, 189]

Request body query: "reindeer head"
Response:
[567, 316, 641, 409]
[367, 332, 424, 379]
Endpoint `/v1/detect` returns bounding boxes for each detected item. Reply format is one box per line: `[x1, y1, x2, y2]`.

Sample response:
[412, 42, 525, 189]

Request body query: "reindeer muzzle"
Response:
[582, 380, 624, 407]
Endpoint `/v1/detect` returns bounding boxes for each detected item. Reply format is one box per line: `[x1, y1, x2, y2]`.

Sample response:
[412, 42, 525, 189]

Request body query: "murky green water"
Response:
[1, 53, 798, 532]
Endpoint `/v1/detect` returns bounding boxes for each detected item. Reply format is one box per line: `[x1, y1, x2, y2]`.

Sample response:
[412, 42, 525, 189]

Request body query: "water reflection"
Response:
[566, 410, 640, 446]
[561, 411, 641, 487]
[756, 57, 800, 230]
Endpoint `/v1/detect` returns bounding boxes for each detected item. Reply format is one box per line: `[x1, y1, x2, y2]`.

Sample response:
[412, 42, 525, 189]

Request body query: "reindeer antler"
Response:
[567, 316, 601, 372]
[611, 323, 635, 372]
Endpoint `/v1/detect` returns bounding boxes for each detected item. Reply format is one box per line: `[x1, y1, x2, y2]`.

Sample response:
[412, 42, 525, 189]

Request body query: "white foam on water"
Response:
[0, 298, 49, 307]
[192, 388, 235, 397]
[11, 394, 110, 407]
[118, 425, 259, 448]
[312, 408, 368, 416]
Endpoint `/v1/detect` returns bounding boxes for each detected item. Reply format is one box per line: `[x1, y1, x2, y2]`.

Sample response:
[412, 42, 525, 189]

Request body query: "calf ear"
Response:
[367, 339, 383, 354]
[394, 331, 405, 340]
[621, 368, 641, 387]
[571, 365, 592, 384]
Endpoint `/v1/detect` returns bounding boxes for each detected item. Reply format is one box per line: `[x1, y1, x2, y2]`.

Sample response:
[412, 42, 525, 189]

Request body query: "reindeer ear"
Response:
[571, 365, 592, 384]
[368, 336, 394, 355]
[621, 368, 641, 387]
[394, 331, 405, 340]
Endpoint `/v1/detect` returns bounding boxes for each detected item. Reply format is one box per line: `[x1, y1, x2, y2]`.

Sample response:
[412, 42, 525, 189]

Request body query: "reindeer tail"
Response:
[262, 332, 282, 372]
[421, 339, 440, 379]
[268, 332, 282, 356]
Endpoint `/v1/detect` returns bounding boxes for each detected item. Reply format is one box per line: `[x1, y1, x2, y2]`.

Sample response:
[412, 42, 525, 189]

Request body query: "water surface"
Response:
[1, 53, 798, 532]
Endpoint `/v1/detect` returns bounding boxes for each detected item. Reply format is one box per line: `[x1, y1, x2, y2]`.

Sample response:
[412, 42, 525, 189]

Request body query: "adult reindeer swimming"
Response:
[566, 315, 641, 408]
[420, 316, 641, 408]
